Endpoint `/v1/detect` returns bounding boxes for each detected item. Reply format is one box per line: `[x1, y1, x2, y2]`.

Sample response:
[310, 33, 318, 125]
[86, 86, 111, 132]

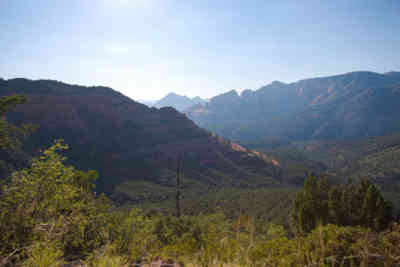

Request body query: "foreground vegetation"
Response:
[0, 141, 398, 266]
[1, 94, 400, 266]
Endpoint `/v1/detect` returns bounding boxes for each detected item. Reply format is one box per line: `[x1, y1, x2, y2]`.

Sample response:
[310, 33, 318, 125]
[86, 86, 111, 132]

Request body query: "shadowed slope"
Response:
[0, 78, 280, 203]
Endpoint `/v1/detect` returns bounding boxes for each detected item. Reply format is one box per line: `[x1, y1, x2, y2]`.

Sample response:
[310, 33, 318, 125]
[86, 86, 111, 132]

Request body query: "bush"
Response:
[106, 209, 159, 261]
[22, 242, 63, 267]
[0, 141, 111, 262]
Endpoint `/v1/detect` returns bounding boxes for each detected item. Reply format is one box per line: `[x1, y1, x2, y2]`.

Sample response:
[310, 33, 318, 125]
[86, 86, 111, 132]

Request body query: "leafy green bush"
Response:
[106, 209, 159, 261]
[0, 141, 110, 262]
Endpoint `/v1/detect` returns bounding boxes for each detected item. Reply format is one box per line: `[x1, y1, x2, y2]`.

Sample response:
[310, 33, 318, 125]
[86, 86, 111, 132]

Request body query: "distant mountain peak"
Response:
[211, 89, 239, 101]
[165, 92, 183, 97]
[222, 89, 239, 97]
[154, 92, 207, 112]
[271, 80, 285, 85]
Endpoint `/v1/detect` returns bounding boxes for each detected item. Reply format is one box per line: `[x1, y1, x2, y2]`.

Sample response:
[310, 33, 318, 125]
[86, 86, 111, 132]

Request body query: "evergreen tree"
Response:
[292, 174, 393, 233]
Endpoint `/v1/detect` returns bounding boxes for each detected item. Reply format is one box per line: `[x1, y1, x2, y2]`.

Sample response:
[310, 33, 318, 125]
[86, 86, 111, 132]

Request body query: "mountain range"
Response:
[0, 78, 280, 204]
[186, 71, 400, 143]
[1, 72, 400, 213]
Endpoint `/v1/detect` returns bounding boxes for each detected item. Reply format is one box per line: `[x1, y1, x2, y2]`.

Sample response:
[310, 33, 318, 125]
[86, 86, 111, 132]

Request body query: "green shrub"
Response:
[0, 141, 111, 261]
[22, 242, 63, 267]
[106, 209, 159, 261]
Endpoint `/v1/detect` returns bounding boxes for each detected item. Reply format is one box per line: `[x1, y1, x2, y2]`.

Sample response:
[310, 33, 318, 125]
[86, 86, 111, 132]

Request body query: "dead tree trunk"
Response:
[176, 156, 182, 218]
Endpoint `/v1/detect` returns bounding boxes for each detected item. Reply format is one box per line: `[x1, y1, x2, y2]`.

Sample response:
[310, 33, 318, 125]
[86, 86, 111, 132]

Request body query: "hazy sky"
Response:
[1, 0, 399, 100]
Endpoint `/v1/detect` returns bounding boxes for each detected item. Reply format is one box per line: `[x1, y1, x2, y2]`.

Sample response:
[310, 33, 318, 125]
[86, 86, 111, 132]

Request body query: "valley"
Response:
[1, 74, 399, 216]
[2, 1, 400, 265]
[1, 73, 400, 266]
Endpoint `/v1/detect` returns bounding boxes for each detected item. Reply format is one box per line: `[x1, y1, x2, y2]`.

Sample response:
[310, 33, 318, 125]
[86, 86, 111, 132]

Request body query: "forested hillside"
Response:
[0, 78, 281, 205]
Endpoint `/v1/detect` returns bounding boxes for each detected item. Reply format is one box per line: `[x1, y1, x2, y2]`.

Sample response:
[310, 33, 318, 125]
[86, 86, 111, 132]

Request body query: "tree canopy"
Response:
[292, 174, 393, 233]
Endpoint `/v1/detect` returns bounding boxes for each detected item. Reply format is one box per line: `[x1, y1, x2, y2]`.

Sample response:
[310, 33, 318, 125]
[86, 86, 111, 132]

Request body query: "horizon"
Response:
[1, 0, 400, 100]
[2, 69, 398, 101]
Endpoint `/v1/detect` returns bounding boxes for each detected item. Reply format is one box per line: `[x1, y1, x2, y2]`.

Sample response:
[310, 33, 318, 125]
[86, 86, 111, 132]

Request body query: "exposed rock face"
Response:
[186, 71, 400, 142]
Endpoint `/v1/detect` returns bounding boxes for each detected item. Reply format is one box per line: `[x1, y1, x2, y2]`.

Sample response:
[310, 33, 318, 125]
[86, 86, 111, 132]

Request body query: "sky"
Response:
[1, 0, 399, 100]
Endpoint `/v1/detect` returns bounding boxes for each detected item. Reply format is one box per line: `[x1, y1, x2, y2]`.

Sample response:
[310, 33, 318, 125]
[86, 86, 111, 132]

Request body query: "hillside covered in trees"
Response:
[0, 78, 284, 206]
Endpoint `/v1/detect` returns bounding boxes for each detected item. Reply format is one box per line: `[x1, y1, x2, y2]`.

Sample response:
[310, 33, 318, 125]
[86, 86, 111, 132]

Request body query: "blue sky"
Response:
[1, 0, 399, 100]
